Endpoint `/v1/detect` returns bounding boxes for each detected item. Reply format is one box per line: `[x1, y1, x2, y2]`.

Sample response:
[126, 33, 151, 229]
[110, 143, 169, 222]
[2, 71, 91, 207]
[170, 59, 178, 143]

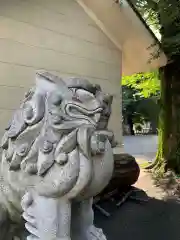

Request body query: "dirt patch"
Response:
[135, 169, 166, 199]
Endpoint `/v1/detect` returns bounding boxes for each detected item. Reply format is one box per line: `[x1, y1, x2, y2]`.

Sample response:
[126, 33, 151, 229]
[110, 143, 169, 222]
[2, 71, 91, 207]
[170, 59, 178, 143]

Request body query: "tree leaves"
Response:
[129, 0, 180, 58]
[122, 70, 160, 126]
[122, 71, 160, 98]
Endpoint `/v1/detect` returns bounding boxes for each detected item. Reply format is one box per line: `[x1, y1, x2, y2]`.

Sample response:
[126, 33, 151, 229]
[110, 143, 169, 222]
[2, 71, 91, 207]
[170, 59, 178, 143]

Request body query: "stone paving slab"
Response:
[123, 135, 157, 160]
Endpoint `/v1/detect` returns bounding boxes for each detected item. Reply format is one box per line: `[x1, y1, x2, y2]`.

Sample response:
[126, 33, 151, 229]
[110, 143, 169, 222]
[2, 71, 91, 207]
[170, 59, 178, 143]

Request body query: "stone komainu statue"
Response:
[0, 72, 115, 240]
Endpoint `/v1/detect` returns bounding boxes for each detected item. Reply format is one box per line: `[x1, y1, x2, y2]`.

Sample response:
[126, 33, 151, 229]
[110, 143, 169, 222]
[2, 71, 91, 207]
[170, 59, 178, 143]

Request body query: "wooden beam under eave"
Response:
[76, 0, 127, 51]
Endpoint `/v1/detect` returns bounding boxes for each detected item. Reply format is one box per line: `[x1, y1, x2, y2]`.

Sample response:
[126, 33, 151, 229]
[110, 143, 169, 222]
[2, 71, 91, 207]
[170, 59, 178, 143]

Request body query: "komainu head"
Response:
[1, 72, 113, 178]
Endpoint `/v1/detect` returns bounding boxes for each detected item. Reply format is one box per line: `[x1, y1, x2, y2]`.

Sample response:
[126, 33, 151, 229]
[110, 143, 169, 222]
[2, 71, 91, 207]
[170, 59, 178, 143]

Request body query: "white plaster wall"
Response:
[0, 0, 122, 145]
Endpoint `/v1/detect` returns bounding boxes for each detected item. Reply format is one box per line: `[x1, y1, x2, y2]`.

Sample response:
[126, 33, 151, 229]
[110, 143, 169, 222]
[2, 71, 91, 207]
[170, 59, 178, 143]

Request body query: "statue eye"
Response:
[75, 89, 95, 102]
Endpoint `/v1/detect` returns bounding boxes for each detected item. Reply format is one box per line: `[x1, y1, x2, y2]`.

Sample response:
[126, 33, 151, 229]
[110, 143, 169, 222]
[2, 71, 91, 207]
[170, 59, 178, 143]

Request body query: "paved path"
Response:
[95, 135, 180, 240]
[123, 135, 158, 161]
[95, 170, 180, 240]
[95, 195, 180, 240]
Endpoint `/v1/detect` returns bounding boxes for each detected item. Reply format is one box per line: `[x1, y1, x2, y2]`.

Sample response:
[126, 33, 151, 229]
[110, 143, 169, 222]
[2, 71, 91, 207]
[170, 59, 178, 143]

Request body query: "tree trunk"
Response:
[155, 61, 180, 173]
[127, 115, 135, 135]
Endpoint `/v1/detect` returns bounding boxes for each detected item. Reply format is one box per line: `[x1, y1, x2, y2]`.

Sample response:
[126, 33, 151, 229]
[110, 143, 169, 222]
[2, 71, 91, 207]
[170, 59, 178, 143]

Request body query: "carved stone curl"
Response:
[0, 72, 115, 240]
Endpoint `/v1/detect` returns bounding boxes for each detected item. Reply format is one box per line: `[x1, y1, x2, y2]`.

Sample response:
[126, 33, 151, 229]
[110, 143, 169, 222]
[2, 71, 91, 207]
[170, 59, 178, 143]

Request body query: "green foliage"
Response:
[122, 86, 144, 124]
[122, 86, 138, 113]
[130, 0, 160, 38]
[122, 85, 159, 125]
[122, 69, 160, 131]
[128, 0, 180, 173]
[129, 0, 180, 58]
[122, 71, 160, 98]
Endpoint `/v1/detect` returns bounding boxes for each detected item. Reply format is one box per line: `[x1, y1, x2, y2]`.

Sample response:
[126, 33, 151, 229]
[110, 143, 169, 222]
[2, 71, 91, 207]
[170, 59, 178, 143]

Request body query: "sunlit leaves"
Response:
[129, 0, 180, 58]
[122, 71, 160, 98]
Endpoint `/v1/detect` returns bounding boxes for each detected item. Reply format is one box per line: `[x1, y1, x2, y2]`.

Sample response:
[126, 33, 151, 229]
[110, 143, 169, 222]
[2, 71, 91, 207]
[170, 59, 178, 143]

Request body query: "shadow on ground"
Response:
[94, 191, 180, 240]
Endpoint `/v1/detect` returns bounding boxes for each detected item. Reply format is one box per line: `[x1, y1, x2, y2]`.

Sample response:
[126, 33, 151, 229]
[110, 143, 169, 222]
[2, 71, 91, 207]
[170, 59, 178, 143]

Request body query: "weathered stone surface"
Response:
[0, 72, 115, 240]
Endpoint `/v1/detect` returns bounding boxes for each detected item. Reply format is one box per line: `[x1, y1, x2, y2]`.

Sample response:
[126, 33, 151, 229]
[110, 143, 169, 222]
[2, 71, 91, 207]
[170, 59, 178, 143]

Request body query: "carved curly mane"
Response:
[0, 72, 113, 202]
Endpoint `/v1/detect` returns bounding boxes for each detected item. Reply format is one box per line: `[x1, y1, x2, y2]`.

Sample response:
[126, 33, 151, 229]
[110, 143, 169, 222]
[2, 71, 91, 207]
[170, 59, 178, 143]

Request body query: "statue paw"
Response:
[87, 226, 107, 240]
[26, 235, 39, 240]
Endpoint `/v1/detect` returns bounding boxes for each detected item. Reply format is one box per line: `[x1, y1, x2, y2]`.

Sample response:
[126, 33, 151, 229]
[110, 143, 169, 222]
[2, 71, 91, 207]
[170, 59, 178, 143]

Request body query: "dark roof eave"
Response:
[125, 0, 163, 50]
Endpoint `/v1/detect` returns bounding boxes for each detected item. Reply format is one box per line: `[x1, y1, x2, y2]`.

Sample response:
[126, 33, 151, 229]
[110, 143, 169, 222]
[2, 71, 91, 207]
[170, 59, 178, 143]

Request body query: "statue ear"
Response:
[104, 94, 113, 106]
